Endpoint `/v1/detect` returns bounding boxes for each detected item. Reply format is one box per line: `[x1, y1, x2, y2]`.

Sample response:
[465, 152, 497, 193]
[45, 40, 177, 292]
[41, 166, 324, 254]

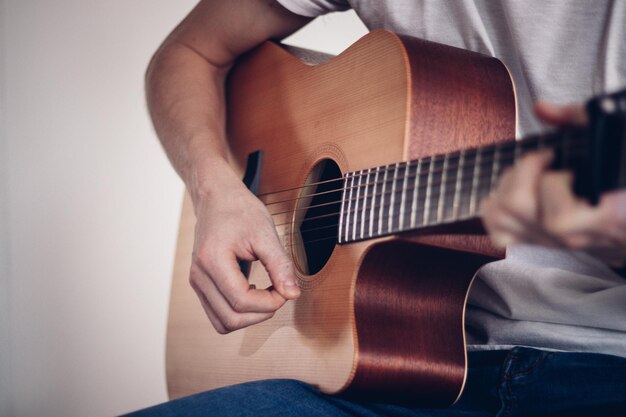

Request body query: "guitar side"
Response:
[165, 31, 515, 405]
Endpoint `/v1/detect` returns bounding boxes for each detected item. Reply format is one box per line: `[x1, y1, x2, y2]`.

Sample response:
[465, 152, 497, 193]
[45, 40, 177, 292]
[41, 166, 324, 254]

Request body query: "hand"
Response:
[189, 164, 300, 333]
[480, 102, 626, 267]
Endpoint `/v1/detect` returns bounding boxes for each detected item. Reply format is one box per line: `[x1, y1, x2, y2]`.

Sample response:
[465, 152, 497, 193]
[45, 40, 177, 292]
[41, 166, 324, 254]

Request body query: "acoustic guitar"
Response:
[165, 30, 626, 406]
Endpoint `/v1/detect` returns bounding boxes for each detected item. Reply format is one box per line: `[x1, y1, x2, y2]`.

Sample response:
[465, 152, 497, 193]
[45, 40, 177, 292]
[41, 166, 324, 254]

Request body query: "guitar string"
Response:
[261, 142, 587, 212]
[273, 152, 584, 241]
[274, 176, 482, 232]
[266, 147, 581, 214]
[266, 145, 588, 218]
[276, 184, 488, 240]
[277, 171, 593, 245]
[247, 132, 588, 252]
[273, 146, 589, 241]
[260, 142, 561, 205]
[271, 169, 506, 229]
[262, 136, 586, 208]
[257, 132, 581, 200]
[277, 214, 475, 249]
[257, 132, 586, 202]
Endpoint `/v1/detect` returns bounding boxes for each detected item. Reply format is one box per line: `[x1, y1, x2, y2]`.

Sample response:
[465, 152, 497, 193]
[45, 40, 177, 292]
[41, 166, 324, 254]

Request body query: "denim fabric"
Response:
[124, 347, 626, 416]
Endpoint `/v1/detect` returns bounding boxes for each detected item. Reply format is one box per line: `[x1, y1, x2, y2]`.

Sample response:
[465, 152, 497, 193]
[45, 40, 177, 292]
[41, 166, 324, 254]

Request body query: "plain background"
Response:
[0, 1, 367, 416]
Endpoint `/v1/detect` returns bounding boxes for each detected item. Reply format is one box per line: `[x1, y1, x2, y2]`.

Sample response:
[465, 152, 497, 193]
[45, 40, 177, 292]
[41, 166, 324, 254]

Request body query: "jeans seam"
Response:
[504, 351, 550, 379]
[496, 349, 550, 417]
[495, 353, 515, 417]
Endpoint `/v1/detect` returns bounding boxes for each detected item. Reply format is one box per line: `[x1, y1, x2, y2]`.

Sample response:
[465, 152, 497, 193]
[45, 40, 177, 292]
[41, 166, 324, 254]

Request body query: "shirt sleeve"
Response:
[275, 0, 350, 17]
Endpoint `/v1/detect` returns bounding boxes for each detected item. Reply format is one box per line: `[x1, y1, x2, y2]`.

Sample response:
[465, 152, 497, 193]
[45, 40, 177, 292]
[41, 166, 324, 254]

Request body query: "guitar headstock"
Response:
[583, 88, 626, 204]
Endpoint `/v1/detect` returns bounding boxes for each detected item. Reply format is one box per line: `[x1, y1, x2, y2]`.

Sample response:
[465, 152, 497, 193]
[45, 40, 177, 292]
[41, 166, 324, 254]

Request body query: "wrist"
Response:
[187, 156, 230, 202]
[171, 132, 240, 206]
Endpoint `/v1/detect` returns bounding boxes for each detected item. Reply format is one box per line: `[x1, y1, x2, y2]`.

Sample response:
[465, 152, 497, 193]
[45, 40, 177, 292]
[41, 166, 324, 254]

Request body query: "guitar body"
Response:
[166, 31, 516, 406]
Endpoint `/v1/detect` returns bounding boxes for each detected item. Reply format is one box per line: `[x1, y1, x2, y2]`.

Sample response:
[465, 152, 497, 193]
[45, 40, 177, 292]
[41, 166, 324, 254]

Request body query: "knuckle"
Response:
[194, 245, 230, 275]
[221, 314, 242, 333]
[230, 296, 248, 314]
[188, 265, 203, 288]
[507, 193, 534, 218]
[494, 233, 513, 248]
[193, 249, 214, 272]
[489, 212, 509, 231]
[215, 324, 231, 335]
[562, 234, 590, 249]
[542, 219, 567, 239]
[205, 315, 227, 335]
[482, 212, 495, 230]
[194, 239, 214, 257]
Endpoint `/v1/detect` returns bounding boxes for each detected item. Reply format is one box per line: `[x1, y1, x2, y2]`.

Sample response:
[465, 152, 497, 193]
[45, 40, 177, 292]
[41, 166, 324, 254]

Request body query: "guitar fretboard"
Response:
[338, 128, 588, 243]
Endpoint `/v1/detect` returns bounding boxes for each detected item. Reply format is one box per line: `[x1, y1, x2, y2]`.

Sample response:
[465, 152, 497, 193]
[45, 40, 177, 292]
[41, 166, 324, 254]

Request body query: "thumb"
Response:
[253, 231, 301, 300]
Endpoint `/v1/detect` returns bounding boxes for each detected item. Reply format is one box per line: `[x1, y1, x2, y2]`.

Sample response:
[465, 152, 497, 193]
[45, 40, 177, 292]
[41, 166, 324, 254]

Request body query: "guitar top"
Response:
[165, 30, 625, 406]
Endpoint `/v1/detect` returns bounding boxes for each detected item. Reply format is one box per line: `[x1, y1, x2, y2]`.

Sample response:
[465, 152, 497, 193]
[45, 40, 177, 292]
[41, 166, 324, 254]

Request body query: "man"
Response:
[133, 1, 626, 415]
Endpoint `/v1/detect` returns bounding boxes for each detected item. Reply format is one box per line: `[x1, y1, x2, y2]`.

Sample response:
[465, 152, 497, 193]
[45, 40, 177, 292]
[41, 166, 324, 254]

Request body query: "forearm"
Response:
[145, 0, 309, 206]
[146, 40, 233, 203]
[144, 0, 310, 333]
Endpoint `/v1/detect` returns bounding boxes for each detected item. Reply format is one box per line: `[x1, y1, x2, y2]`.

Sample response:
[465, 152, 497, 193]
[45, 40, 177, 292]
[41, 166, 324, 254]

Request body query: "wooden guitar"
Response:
[165, 31, 626, 406]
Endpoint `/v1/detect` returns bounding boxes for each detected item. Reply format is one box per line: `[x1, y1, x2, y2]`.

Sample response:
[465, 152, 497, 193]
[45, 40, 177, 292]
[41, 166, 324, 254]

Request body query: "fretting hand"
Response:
[480, 102, 626, 267]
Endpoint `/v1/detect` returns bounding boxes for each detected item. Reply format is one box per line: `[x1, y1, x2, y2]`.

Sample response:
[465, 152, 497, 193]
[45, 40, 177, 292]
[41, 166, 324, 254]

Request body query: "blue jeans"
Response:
[124, 347, 626, 416]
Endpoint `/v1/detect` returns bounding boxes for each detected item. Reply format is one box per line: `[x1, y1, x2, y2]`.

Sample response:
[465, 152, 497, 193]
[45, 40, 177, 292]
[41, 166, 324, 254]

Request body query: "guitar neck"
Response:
[338, 127, 589, 244]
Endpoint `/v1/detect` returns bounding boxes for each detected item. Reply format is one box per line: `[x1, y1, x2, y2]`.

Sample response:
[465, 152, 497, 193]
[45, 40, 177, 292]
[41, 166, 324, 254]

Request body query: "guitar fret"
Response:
[476, 147, 493, 206]
[388, 163, 399, 232]
[430, 156, 445, 224]
[337, 121, 604, 243]
[469, 148, 482, 215]
[369, 166, 379, 237]
[399, 162, 409, 230]
[338, 174, 348, 244]
[423, 158, 435, 225]
[410, 159, 422, 227]
[344, 172, 355, 242]
[442, 152, 459, 222]
[338, 122, 600, 243]
[360, 168, 370, 239]
[477, 146, 493, 207]
[452, 150, 464, 219]
[378, 165, 389, 235]
[352, 169, 363, 241]
[437, 154, 449, 223]
[490, 144, 501, 189]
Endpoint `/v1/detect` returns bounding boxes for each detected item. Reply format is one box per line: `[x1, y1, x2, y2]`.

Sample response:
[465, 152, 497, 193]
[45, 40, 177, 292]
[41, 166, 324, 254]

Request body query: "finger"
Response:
[538, 171, 583, 234]
[543, 188, 626, 249]
[254, 228, 301, 300]
[493, 150, 553, 225]
[190, 264, 276, 333]
[481, 197, 556, 247]
[538, 183, 626, 265]
[197, 249, 287, 314]
[534, 101, 588, 126]
[189, 273, 227, 334]
[481, 151, 556, 246]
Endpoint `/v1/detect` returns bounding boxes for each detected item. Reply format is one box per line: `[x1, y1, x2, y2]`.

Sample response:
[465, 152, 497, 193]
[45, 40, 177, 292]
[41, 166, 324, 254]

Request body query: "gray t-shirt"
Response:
[276, 0, 626, 357]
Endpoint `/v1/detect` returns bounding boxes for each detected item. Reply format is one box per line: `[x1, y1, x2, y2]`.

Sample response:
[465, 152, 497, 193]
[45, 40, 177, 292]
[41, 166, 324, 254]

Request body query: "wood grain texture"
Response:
[349, 241, 495, 406]
[165, 30, 515, 403]
[398, 36, 515, 258]
[167, 30, 411, 399]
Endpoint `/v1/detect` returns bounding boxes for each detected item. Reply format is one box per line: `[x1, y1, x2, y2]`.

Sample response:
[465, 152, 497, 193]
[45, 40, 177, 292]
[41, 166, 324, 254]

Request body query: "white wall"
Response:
[1, 0, 12, 415]
[3, 1, 197, 415]
[0, 1, 366, 416]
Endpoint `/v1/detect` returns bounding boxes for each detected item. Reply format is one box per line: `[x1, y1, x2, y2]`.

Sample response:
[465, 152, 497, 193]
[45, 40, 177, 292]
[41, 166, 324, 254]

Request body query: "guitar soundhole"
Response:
[293, 159, 342, 275]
